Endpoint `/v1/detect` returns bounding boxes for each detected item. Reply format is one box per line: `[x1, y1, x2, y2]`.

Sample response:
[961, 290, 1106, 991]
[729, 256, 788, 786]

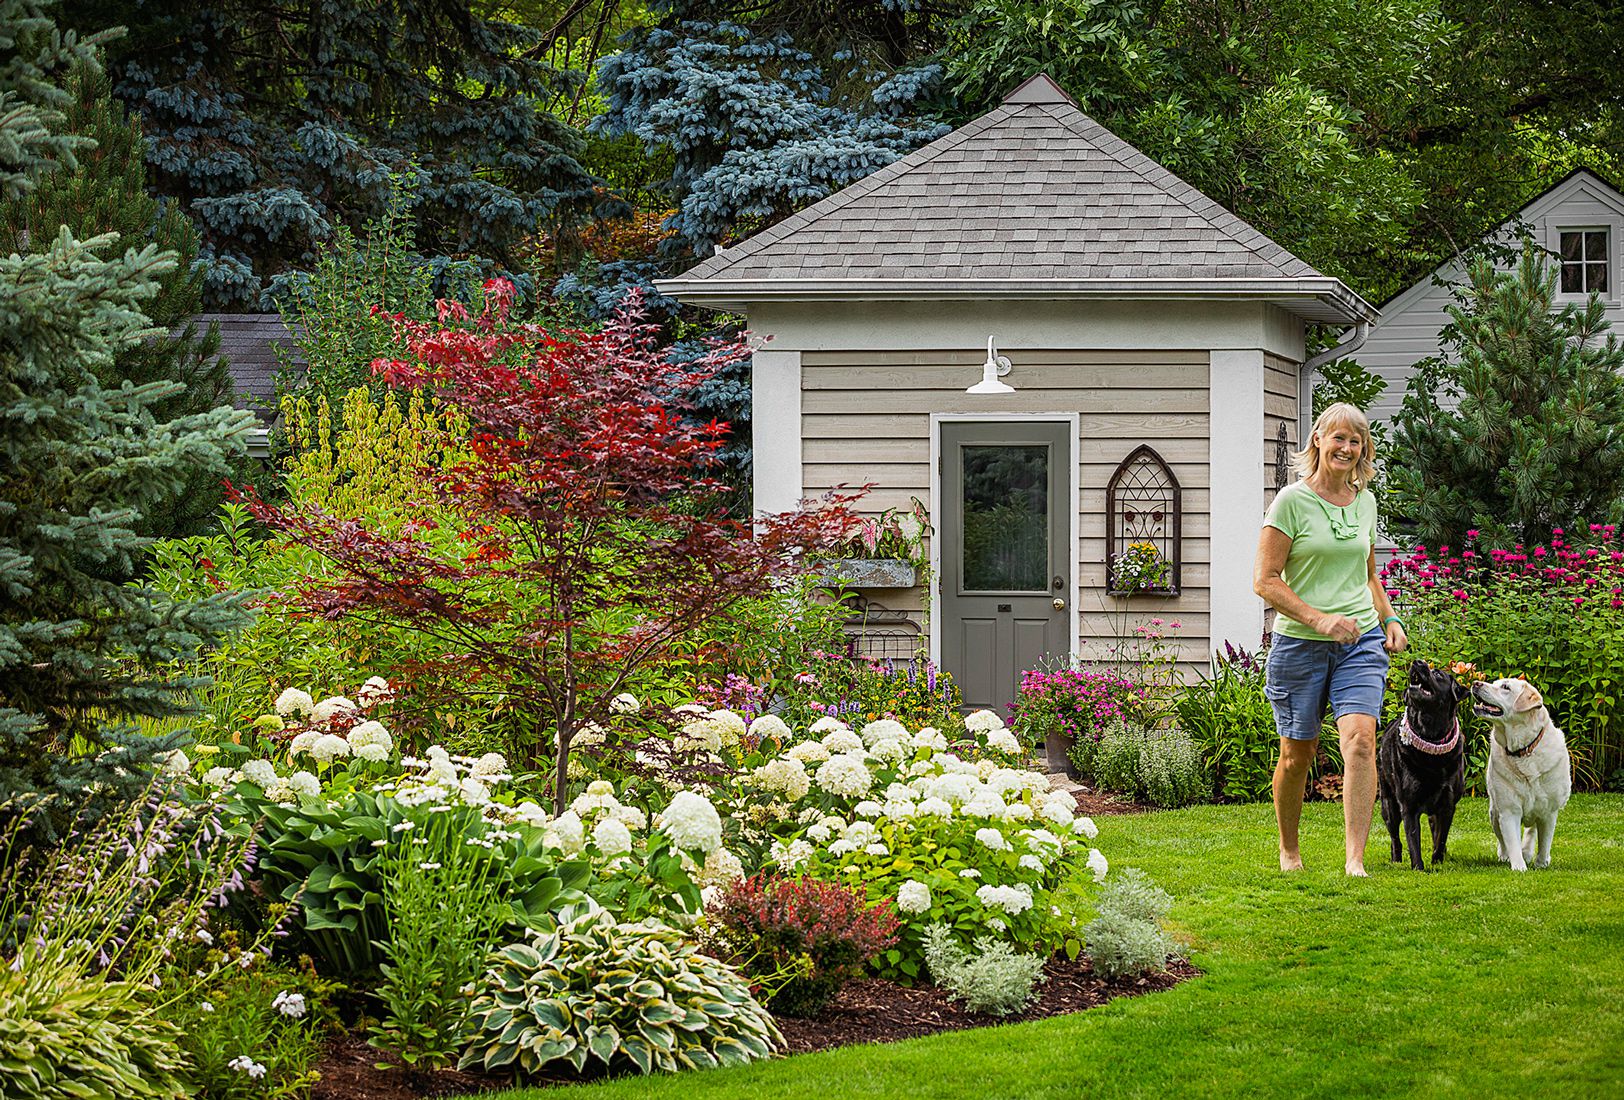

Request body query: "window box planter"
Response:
[816, 558, 918, 589]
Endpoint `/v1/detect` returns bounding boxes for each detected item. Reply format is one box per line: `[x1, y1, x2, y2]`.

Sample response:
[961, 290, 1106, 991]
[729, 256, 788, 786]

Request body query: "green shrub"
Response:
[1089, 720, 1145, 794]
[460, 912, 782, 1077]
[1085, 868, 1174, 980]
[172, 958, 334, 1100]
[1137, 728, 1211, 809]
[920, 923, 1046, 1016]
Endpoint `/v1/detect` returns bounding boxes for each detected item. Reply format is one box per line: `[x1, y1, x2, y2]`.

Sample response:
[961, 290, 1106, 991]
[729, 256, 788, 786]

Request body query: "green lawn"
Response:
[497, 795, 1624, 1099]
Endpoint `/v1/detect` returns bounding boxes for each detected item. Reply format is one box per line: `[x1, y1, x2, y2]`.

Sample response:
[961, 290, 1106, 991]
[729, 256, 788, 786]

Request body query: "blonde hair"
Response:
[1291, 402, 1376, 489]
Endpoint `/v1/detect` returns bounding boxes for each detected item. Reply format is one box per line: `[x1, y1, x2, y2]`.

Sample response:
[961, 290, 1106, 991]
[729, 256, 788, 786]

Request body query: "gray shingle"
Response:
[671, 75, 1322, 286]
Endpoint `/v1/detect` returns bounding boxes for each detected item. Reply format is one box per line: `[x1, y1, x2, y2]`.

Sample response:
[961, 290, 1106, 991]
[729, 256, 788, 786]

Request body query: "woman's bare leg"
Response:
[1274, 736, 1319, 871]
[1338, 713, 1379, 876]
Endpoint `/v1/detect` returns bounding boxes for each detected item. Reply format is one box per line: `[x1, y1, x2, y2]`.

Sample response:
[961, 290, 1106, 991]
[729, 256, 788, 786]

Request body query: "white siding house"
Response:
[1358, 169, 1624, 423]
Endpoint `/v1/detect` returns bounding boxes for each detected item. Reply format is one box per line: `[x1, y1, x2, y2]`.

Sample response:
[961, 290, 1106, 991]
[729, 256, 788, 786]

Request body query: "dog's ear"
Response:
[1449, 677, 1469, 704]
[1514, 679, 1544, 712]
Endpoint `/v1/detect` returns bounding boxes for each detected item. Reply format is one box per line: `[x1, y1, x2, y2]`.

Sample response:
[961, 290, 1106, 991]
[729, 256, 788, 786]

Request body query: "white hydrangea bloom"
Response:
[239, 759, 277, 788]
[545, 811, 586, 856]
[897, 880, 932, 914]
[513, 801, 551, 829]
[1019, 854, 1044, 872]
[852, 799, 883, 818]
[960, 868, 981, 879]
[986, 769, 1026, 797]
[1087, 848, 1109, 882]
[815, 754, 873, 799]
[310, 734, 351, 763]
[808, 715, 850, 735]
[964, 709, 1005, 732]
[864, 842, 889, 857]
[860, 718, 907, 747]
[1021, 828, 1063, 854]
[288, 771, 320, 798]
[592, 816, 633, 856]
[1074, 816, 1099, 839]
[866, 738, 909, 765]
[985, 727, 1021, 755]
[785, 740, 832, 765]
[263, 777, 296, 806]
[916, 796, 954, 817]
[912, 727, 948, 752]
[976, 758, 1000, 781]
[569, 722, 607, 747]
[159, 750, 191, 777]
[658, 791, 724, 853]
[353, 742, 388, 762]
[348, 720, 393, 754]
[976, 883, 1034, 915]
[288, 730, 320, 759]
[610, 692, 641, 714]
[926, 773, 978, 807]
[748, 714, 792, 741]
[610, 803, 647, 831]
[820, 729, 864, 755]
[356, 676, 393, 709]
[975, 827, 1012, 852]
[752, 758, 811, 802]
[1003, 802, 1034, 821]
[310, 696, 357, 723]
[676, 717, 722, 753]
[570, 788, 619, 816]
[938, 753, 980, 777]
[806, 821, 834, 843]
[708, 709, 747, 745]
[1041, 794, 1076, 826]
[459, 777, 490, 807]
[274, 688, 314, 719]
[963, 792, 1007, 819]
[768, 837, 815, 870]
[202, 766, 238, 788]
[698, 846, 745, 887]
[881, 800, 916, 821]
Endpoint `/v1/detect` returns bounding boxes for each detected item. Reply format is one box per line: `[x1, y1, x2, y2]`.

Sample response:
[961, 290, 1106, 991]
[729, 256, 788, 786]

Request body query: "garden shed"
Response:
[658, 74, 1378, 713]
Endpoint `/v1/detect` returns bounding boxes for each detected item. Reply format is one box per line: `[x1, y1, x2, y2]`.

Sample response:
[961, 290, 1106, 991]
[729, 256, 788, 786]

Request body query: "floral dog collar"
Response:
[1399, 714, 1461, 755]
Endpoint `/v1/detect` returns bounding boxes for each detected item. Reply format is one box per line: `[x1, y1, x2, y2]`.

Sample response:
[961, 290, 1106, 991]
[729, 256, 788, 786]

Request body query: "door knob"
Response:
[1052, 597, 1065, 611]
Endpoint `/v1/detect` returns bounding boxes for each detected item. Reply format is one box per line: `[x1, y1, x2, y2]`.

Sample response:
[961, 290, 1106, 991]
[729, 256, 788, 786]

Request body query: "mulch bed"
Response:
[311, 957, 1198, 1098]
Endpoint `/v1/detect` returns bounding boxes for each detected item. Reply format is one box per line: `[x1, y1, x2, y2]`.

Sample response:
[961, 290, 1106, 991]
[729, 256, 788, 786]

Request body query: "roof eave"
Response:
[654, 277, 1380, 325]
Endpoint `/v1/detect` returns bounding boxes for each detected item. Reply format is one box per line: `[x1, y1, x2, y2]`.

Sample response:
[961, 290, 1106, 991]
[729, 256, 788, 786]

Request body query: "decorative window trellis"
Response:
[1105, 444, 1182, 596]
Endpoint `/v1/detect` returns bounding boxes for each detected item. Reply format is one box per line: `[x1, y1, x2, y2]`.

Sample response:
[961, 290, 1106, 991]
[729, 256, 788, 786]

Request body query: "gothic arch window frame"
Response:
[1105, 444, 1183, 597]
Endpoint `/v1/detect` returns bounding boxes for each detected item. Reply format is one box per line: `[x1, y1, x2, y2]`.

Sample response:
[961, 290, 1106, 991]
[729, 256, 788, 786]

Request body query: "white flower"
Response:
[864, 842, 890, 856]
[353, 742, 387, 762]
[708, 709, 747, 746]
[471, 752, 509, 779]
[988, 917, 1007, 934]
[841, 820, 880, 847]
[1087, 848, 1109, 882]
[264, 777, 297, 806]
[808, 716, 850, 735]
[785, 740, 832, 765]
[227, 1056, 266, 1079]
[926, 773, 978, 807]
[570, 722, 607, 747]
[881, 800, 917, 821]
[357, 676, 393, 708]
[860, 719, 907, 747]
[1074, 816, 1099, 840]
[806, 821, 834, 842]
[658, 791, 724, 853]
[459, 776, 491, 807]
[815, 754, 873, 799]
[897, 880, 932, 914]
[310, 733, 351, 763]
[1020, 854, 1045, 872]
[749, 714, 792, 741]
[592, 816, 633, 856]
[200, 1001, 214, 1013]
[821, 729, 864, 755]
[274, 688, 314, 718]
[752, 758, 811, 801]
[1003, 802, 1034, 821]
[964, 792, 1007, 819]
[964, 709, 1006, 732]
[195, 928, 214, 945]
[310, 696, 358, 723]
[239, 759, 277, 788]
[676, 717, 722, 753]
[912, 727, 948, 752]
[288, 731, 320, 759]
[610, 803, 647, 831]
[201, 766, 237, 788]
[346, 720, 392, 756]
[1041, 794, 1076, 827]
[985, 728, 1021, 755]
[513, 801, 551, 828]
[975, 827, 1012, 852]
[1021, 828, 1063, 854]
[768, 838, 815, 870]
[916, 797, 953, 817]
[271, 990, 307, 1018]
[697, 846, 745, 888]
[867, 737, 909, 765]
[159, 749, 190, 777]
[959, 868, 981, 879]
[544, 811, 586, 857]
[976, 883, 1034, 915]
[853, 799, 883, 818]
[610, 692, 641, 714]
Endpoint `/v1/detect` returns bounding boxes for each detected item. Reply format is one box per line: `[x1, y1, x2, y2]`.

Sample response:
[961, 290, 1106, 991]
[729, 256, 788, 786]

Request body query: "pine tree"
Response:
[1388, 246, 1624, 548]
[0, 0, 255, 821]
[0, 61, 240, 537]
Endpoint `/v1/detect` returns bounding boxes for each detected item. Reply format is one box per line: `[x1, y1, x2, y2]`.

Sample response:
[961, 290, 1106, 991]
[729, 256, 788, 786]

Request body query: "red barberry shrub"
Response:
[710, 873, 900, 1017]
[235, 284, 861, 812]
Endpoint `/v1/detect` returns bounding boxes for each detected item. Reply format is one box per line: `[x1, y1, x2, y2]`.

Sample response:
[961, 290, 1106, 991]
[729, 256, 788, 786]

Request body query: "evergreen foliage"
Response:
[0, 0, 112, 202]
[0, 3, 255, 818]
[1388, 247, 1624, 549]
[0, 60, 239, 537]
[59, 0, 616, 308]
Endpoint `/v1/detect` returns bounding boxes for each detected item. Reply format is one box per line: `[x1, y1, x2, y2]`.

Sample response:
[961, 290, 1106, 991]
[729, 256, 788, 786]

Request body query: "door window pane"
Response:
[962, 444, 1048, 591]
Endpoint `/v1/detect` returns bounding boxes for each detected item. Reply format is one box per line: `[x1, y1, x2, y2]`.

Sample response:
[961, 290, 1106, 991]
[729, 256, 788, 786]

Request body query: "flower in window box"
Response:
[1111, 540, 1170, 593]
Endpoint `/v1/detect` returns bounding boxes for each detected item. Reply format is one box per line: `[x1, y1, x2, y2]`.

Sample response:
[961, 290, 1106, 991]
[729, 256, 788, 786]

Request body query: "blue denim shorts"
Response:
[1264, 627, 1389, 741]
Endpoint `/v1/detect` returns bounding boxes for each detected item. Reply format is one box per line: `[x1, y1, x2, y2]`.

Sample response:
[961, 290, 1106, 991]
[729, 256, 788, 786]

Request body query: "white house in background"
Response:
[1357, 169, 1624, 423]
[657, 74, 1376, 720]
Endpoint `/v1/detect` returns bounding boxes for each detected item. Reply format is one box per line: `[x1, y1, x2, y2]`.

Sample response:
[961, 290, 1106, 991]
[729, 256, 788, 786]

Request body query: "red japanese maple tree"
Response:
[239, 283, 859, 812]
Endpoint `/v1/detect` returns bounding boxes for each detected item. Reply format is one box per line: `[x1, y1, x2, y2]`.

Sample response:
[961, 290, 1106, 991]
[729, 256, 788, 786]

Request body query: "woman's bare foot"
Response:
[1280, 851, 1304, 872]
[1345, 861, 1368, 877]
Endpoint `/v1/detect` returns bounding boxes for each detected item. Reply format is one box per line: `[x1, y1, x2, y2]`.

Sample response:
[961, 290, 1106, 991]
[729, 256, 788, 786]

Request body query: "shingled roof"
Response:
[657, 74, 1375, 324]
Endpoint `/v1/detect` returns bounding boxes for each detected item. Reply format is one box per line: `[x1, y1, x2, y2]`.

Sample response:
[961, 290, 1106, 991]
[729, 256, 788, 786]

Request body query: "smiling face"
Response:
[1315, 419, 1364, 484]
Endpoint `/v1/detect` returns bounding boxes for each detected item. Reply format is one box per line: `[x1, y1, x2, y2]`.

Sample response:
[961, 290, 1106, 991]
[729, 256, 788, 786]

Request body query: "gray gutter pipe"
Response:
[1298, 321, 1370, 446]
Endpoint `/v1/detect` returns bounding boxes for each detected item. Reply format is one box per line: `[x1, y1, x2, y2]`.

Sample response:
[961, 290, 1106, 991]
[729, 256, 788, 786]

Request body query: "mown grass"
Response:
[496, 795, 1624, 1099]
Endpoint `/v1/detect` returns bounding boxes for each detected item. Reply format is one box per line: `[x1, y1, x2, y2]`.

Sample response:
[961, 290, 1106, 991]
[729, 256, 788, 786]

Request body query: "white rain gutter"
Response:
[1298, 320, 1370, 445]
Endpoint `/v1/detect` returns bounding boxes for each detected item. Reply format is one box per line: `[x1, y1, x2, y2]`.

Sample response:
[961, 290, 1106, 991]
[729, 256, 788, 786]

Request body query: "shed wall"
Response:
[798, 349, 1213, 664]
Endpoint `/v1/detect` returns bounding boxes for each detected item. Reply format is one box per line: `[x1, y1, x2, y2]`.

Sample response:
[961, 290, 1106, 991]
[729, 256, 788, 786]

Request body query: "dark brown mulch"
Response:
[310, 957, 1197, 1098]
[775, 955, 1200, 1055]
[1066, 787, 1152, 816]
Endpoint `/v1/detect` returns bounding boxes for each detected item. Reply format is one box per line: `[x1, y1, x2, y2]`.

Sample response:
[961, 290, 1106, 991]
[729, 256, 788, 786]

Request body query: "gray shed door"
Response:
[940, 421, 1071, 714]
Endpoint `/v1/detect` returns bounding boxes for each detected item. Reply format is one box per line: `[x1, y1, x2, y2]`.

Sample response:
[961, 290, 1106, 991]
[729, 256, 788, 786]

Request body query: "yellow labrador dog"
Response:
[1470, 678, 1572, 871]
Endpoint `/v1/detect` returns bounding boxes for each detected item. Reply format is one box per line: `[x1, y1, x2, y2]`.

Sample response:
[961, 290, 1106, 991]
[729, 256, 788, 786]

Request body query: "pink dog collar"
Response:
[1399, 714, 1461, 755]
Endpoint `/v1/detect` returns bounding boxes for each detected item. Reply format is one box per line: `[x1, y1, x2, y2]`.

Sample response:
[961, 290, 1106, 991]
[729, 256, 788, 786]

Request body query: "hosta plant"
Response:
[460, 911, 781, 1077]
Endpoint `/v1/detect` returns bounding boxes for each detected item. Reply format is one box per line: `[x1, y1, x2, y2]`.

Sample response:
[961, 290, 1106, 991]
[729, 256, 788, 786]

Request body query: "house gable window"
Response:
[1558, 229, 1608, 294]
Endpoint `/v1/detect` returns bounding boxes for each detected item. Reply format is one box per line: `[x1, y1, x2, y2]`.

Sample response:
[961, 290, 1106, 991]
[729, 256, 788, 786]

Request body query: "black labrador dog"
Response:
[1378, 660, 1467, 870]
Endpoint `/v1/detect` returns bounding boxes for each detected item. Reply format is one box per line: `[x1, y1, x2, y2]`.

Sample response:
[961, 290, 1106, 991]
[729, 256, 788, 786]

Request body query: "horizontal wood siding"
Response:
[799, 349, 1212, 664]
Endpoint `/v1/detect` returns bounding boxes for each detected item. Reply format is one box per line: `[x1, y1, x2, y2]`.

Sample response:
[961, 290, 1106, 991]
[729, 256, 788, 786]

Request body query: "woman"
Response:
[1253, 403, 1406, 875]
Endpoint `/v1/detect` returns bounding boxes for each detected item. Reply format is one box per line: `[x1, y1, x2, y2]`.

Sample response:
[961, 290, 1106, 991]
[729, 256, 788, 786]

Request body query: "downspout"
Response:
[1298, 321, 1370, 445]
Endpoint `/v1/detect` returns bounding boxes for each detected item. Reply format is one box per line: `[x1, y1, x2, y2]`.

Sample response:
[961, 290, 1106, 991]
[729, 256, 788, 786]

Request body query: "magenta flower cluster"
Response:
[1381, 524, 1624, 610]
[1011, 666, 1146, 745]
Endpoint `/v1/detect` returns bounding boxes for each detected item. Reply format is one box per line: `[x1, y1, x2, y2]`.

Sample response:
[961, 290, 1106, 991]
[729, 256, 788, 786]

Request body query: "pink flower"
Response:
[1452, 590, 1468, 601]
[1554, 528, 1565, 536]
[1533, 547, 1547, 558]
[1466, 529, 1480, 539]
[1574, 597, 1585, 607]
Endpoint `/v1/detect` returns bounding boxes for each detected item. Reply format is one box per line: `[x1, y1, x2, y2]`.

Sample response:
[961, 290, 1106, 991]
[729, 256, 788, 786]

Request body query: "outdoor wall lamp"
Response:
[966, 336, 1015, 394]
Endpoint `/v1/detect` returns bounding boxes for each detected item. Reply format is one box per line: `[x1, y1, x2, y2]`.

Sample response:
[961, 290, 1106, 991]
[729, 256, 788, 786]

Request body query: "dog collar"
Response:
[1506, 725, 1545, 758]
[1399, 714, 1461, 755]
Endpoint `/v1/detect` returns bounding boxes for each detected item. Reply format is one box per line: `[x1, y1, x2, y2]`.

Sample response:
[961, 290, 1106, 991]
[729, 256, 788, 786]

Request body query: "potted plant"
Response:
[1108, 539, 1173, 596]
[816, 497, 930, 589]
